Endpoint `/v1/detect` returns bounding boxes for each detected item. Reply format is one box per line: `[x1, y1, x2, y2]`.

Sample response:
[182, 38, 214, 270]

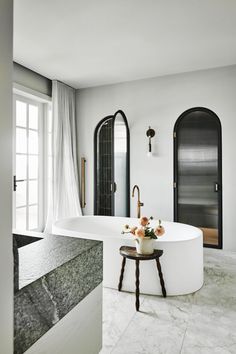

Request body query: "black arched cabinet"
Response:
[174, 107, 222, 249]
[94, 110, 130, 216]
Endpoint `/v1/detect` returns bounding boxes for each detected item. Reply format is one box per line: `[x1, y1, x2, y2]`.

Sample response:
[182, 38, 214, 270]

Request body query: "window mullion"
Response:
[26, 102, 29, 230]
[13, 97, 16, 229]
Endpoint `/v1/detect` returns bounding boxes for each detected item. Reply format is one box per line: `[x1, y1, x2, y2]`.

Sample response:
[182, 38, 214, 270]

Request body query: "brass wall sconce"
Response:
[146, 126, 155, 157]
[81, 157, 86, 208]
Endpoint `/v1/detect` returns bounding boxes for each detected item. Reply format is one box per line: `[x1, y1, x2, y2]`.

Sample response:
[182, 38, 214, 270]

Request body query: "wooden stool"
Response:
[118, 246, 166, 311]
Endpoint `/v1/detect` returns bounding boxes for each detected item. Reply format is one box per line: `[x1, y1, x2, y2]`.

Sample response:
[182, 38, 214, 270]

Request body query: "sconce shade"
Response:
[146, 127, 155, 138]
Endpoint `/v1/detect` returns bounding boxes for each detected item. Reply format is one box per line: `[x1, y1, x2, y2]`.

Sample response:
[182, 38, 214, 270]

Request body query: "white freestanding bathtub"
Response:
[53, 216, 203, 296]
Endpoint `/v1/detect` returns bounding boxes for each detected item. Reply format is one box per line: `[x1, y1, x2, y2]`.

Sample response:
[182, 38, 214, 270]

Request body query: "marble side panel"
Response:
[24, 284, 103, 354]
[14, 242, 103, 354]
[13, 236, 19, 292]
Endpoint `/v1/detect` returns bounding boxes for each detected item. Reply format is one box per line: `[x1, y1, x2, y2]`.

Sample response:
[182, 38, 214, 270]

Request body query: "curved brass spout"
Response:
[132, 185, 144, 218]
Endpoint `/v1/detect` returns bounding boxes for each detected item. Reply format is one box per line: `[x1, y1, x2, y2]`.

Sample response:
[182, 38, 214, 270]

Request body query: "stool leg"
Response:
[135, 260, 140, 311]
[118, 257, 126, 291]
[156, 259, 166, 298]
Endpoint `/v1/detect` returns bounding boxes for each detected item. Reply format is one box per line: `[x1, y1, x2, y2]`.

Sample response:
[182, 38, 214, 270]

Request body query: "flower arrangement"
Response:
[122, 216, 165, 240]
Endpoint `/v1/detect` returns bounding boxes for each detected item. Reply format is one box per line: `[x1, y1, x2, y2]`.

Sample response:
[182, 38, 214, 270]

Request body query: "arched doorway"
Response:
[94, 110, 130, 217]
[174, 107, 222, 248]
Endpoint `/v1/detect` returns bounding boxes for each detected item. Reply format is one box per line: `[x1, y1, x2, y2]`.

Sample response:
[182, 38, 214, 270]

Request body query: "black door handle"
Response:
[110, 182, 117, 193]
[13, 175, 25, 191]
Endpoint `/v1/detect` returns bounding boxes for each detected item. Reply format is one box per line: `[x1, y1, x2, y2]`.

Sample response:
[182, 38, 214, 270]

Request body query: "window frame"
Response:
[13, 84, 51, 232]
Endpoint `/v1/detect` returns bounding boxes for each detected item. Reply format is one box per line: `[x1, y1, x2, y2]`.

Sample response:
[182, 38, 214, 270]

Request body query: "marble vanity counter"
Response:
[17, 233, 102, 289]
[14, 233, 103, 354]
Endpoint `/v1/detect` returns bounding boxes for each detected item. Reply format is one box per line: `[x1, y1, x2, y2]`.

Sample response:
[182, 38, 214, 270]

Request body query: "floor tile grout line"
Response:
[179, 292, 196, 354]
[109, 295, 146, 354]
[179, 326, 188, 354]
[101, 249, 236, 354]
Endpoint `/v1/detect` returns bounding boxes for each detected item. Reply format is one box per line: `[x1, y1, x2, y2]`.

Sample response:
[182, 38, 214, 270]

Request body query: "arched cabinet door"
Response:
[174, 107, 222, 249]
[94, 110, 130, 216]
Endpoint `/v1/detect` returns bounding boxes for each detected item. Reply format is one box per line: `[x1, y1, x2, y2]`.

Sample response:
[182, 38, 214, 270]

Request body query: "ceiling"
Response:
[14, 0, 236, 89]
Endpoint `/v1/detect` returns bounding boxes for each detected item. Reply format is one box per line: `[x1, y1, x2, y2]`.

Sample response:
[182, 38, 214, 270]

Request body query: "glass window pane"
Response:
[29, 105, 38, 130]
[16, 181, 26, 207]
[29, 180, 38, 205]
[16, 154, 27, 180]
[29, 130, 38, 154]
[48, 132, 52, 156]
[48, 107, 52, 133]
[16, 128, 27, 153]
[16, 207, 27, 230]
[16, 101, 27, 127]
[29, 156, 38, 179]
[29, 205, 38, 230]
[47, 156, 52, 208]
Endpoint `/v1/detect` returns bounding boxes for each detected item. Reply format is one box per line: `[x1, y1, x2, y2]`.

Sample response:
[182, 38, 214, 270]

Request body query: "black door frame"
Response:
[94, 110, 130, 217]
[173, 107, 223, 249]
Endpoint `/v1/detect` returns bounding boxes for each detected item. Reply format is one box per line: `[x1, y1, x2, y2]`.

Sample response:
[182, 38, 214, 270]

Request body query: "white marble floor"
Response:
[100, 249, 236, 354]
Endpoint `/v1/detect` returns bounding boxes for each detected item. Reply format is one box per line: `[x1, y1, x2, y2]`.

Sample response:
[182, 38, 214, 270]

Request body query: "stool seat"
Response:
[118, 246, 166, 311]
[120, 246, 163, 260]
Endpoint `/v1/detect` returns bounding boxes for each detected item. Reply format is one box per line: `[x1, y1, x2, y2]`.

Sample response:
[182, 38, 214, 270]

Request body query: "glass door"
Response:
[174, 107, 222, 248]
[94, 110, 130, 216]
[95, 116, 114, 216]
[13, 94, 44, 231]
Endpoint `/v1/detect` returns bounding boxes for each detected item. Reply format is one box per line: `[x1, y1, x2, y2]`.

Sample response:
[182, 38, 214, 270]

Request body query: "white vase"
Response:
[135, 237, 154, 255]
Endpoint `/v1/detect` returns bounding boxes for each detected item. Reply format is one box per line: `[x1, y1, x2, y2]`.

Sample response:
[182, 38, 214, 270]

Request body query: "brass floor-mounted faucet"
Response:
[132, 185, 144, 218]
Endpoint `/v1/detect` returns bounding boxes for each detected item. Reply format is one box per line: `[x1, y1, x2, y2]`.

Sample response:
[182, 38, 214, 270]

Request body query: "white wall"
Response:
[0, 0, 13, 352]
[76, 65, 236, 251]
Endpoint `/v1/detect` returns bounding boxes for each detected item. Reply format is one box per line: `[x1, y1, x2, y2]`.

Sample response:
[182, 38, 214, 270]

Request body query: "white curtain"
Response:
[45, 80, 82, 232]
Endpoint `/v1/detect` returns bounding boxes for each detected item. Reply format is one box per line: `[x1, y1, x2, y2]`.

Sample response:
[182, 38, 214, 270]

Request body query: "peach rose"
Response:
[135, 228, 145, 238]
[140, 216, 149, 227]
[154, 226, 165, 237]
[130, 226, 138, 235]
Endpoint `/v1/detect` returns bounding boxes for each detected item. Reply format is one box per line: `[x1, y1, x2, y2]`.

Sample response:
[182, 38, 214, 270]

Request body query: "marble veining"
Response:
[100, 248, 236, 354]
[41, 277, 60, 324]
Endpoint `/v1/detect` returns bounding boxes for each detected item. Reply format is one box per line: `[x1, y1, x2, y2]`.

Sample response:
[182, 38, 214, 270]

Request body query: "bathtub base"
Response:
[53, 216, 204, 296]
[103, 237, 203, 296]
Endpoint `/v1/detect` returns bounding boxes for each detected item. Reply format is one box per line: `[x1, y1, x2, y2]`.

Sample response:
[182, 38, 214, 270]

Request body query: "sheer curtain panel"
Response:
[45, 80, 82, 232]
